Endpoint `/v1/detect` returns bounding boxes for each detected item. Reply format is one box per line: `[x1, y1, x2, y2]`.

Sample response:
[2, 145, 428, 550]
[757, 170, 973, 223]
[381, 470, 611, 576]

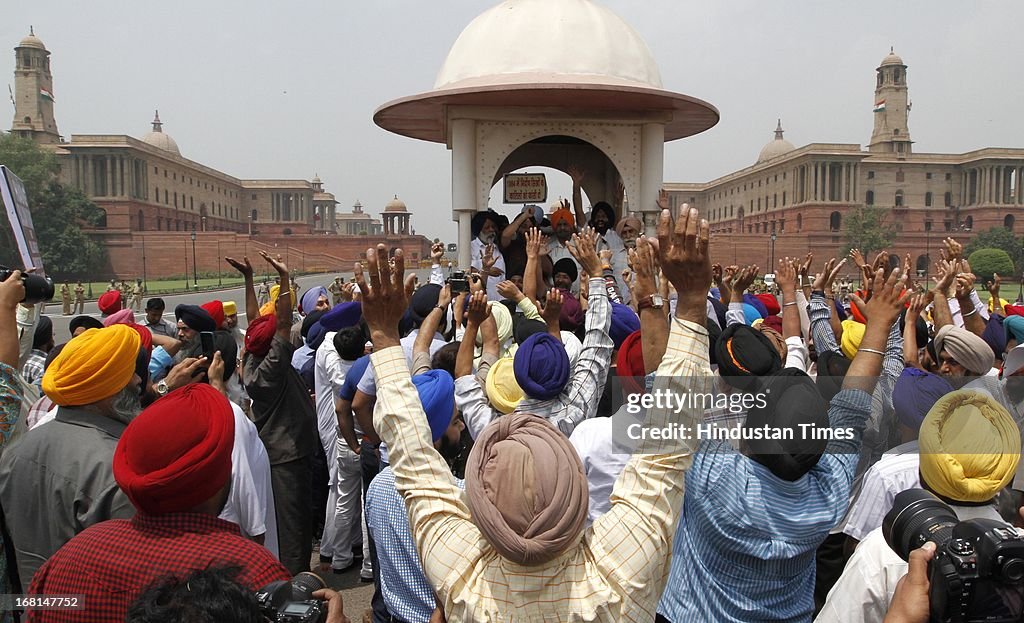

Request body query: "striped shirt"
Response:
[657, 388, 873, 622]
[372, 317, 713, 622]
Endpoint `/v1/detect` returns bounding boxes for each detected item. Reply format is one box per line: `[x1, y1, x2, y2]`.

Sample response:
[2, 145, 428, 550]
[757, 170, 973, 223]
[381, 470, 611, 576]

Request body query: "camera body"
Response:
[449, 270, 469, 294]
[884, 489, 1024, 622]
[0, 267, 54, 305]
[255, 572, 327, 623]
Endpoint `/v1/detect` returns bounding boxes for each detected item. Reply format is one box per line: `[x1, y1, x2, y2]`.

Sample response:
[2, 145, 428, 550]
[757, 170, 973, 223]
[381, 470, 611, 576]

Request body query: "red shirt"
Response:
[26, 512, 289, 622]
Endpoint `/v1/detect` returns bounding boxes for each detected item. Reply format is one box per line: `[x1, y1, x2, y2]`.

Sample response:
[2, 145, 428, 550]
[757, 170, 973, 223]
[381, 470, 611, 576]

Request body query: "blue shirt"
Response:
[366, 466, 464, 623]
[657, 388, 873, 622]
[338, 355, 369, 401]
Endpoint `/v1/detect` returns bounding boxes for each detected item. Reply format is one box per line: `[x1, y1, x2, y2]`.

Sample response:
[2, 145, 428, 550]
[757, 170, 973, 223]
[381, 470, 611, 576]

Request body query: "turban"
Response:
[42, 325, 141, 406]
[514, 318, 546, 345]
[893, 368, 953, 431]
[300, 286, 329, 315]
[743, 294, 767, 319]
[486, 358, 524, 415]
[69, 315, 103, 335]
[707, 319, 722, 366]
[98, 290, 122, 315]
[32, 316, 53, 350]
[589, 201, 615, 225]
[981, 314, 1007, 360]
[840, 319, 865, 360]
[301, 310, 326, 340]
[834, 298, 848, 322]
[761, 314, 783, 334]
[1006, 304, 1024, 318]
[200, 301, 225, 329]
[113, 384, 235, 515]
[616, 329, 645, 397]
[549, 207, 574, 231]
[514, 333, 570, 400]
[919, 390, 1020, 503]
[321, 302, 362, 331]
[745, 369, 829, 481]
[260, 285, 295, 317]
[474, 302, 514, 349]
[553, 258, 578, 284]
[614, 216, 643, 240]
[755, 293, 781, 316]
[244, 314, 277, 358]
[558, 289, 584, 332]
[815, 350, 850, 403]
[562, 331, 583, 369]
[1005, 315, 1024, 344]
[935, 325, 996, 376]
[409, 284, 442, 326]
[130, 324, 153, 354]
[609, 303, 640, 349]
[175, 304, 216, 333]
[306, 322, 329, 351]
[465, 413, 588, 565]
[222, 301, 237, 316]
[212, 331, 237, 380]
[714, 324, 782, 391]
[412, 369, 456, 442]
[757, 325, 787, 361]
[471, 210, 500, 238]
[741, 303, 760, 326]
[102, 309, 135, 328]
[707, 296, 727, 330]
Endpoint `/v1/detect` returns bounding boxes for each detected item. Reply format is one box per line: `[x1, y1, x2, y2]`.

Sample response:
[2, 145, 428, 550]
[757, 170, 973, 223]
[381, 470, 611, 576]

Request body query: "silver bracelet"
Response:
[858, 347, 885, 356]
[962, 308, 978, 318]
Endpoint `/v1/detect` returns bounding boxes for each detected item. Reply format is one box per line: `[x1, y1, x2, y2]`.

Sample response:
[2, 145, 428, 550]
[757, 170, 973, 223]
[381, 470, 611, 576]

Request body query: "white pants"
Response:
[324, 438, 362, 569]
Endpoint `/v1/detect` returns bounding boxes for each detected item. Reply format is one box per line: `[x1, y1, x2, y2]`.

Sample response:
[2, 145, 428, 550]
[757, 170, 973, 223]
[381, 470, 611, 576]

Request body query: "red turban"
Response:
[617, 329, 645, 397]
[113, 384, 235, 515]
[762, 314, 783, 334]
[98, 290, 122, 315]
[755, 294, 781, 316]
[1006, 305, 1024, 318]
[244, 314, 277, 357]
[201, 300, 225, 329]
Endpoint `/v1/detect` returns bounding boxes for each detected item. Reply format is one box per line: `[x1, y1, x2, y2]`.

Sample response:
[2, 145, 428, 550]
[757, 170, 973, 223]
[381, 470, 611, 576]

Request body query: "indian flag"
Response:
[873, 100, 885, 113]
[39, 88, 54, 102]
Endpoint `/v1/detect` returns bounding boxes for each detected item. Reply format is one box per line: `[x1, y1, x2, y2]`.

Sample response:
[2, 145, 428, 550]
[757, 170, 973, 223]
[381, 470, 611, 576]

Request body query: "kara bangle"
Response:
[858, 347, 885, 356]
[962, 308, 978, 318]
[783, 301, 798, 307]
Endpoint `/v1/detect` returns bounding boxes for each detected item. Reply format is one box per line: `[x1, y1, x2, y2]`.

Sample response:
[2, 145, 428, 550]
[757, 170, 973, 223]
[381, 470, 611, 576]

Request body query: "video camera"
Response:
[883, 489, 1024, 622]
[0, 267, 54, 305]
[255, 572, 328, 623]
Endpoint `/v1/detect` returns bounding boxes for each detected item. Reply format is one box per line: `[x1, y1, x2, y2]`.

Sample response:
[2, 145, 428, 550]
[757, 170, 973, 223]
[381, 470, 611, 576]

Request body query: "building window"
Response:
[782, 191, 787, 206]
[896, 169, 905, 182]
[251, 194, 257, 200]
[174, 192, 178, 208]
[925, 192, 933, 207]
[866, 190, 875, 206]
[154, 166, 158, 174]
[964, 216, 973, 230]
[774, 194, 778, 208]
[867, 171, 875, 179]
[796, 214, 802, 231]
[944, 192, 952, 207]
[926, 172, 933, 180]
[830, 212, 841, 231]
[164, 190, 168, 204]
[154, 186, 158, 201]
[895, 190, 904, 207]
[925, 221, 932, 232]
[1006, 215, 1015, 231]
[164, 170, 167, 178]
[945, 173, 952, 180]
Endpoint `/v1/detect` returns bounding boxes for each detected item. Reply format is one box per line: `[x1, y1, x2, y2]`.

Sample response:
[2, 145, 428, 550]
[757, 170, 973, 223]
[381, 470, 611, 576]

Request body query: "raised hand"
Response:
[850, 267, 911, 327]
[437, 283, 453, 310]
[525, 227, 546, 260]
[354, 244, 412, 346]
[850, 248, 866, 269]
[722, 265, 739, 290]
[540, 288, 563, 327]
[259, 251, 288, 275]
[798, 253, 814, 285]
[987, 273, 1002, 299]
[906, 291, 934, 320]
[655, 201, 711, 321]
[568, 228, 603, 277]
[568, 165, 585, 187]
[629, 236, 660, 305]
[730, 265, 760, 296]
[496, 280, 523, 302]
[942, 237, 963, 261]
[431, 242, 445, 263]
[0, 270, 26, 311]
[481, 244, 497, 273]
[340, 282, 355, 303]
[465, 291, 490, 325]
[932, 259, 957, 295]
[775, 257, 798, 292]
[954, 273, 976, 299]
[656, 188, 670, 212]
[225, 256, 254, 279]
[812, 257, 846, 292]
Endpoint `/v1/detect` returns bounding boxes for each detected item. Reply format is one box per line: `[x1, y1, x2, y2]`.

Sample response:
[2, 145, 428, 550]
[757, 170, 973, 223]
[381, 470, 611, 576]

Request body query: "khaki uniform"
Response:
[74, 284, 85, 314]
[60, 284, 71, 315]
[132, 283, 144, 311]
[327, 281, 343, 306]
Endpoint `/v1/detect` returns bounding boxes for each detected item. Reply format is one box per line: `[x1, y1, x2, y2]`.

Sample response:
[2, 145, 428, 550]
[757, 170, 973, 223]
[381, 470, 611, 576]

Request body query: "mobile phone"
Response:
[200, 331, 215, 361]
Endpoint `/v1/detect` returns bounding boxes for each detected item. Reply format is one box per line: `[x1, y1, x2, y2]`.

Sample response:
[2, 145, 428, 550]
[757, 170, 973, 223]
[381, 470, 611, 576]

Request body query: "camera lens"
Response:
[883, 489, 960, 561]
[22, 274, 55, 305]
[1001, 557, 1024, 583]
[290, 571, 326, 601]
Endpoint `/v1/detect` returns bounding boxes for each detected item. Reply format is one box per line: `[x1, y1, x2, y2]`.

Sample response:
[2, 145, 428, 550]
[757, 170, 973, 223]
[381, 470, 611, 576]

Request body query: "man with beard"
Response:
[0, 325, 142, 592]
[470, 210, 506, 302]
[499, 204, 544, 283]
[546, 200, 581, 295]
[932, 324, 995, 386]
[222, 301, 244, 351]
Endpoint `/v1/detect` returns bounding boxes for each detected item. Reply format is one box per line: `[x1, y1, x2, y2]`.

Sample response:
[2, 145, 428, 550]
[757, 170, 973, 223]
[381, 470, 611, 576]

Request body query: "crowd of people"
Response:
[0, 186, 1021, 622]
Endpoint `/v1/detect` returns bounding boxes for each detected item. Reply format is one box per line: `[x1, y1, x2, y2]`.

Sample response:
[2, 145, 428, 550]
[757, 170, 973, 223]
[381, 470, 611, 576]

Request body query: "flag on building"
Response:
[873, 100, 885, 113]
[39, 88, 54, 102]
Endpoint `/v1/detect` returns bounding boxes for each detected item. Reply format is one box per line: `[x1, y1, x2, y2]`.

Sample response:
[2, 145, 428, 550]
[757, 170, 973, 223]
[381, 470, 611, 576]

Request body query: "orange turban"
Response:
[549, 208, 575, 230]
[42, 325, 141, 406]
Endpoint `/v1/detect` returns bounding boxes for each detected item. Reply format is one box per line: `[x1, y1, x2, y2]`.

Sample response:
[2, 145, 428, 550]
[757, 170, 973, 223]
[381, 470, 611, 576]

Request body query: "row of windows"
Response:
[152, 166, 237, 198]
[708, 172, 789, 202]
[867, 170, 953, 181]
[151, 185, 237, 218]
[864, 190, 953, 207]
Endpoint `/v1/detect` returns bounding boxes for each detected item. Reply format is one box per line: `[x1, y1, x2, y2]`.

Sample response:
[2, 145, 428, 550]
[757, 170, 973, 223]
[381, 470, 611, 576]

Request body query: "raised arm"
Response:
[415, 284, 451, 361]
[630, 237, 668, 373]
[954, 267, 985, 336]
[902, 292, 932, 370]
[930, 259, 957, 330]
[502, 209, 530, 249]
[454, 292, 488, 380]
[523, 227, 547, 305]
[225, 256, 259, 323]
[987, 273, 1005, 316]
[809, 257, 846, 355]
[259, 252, 293, 341]
[568, 167, 586, 227]
[540, 289, 563, 339]
[775, 258, 802, 341]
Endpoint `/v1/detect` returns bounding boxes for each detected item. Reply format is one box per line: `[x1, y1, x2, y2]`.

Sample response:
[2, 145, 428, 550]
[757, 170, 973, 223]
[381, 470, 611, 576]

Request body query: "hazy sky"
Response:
[3, 1, 1022, 242]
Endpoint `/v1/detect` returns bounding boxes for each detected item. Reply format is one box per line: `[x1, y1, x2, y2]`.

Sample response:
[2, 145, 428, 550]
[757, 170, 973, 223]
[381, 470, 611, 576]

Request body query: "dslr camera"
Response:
[255, 572, 328, 623]
[0, 267, 54, 305]
[448, 270, 469, 294]
[883, 489, 1024, 622]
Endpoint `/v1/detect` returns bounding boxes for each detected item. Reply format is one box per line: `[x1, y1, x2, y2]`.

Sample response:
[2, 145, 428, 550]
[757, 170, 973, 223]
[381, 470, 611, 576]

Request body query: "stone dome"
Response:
[385, 195, 408, 212]
[142, 110, 181, 156]
[756, 119, 795, 164]
[880, 48, 904, 67]
[18, 28, 46, 50]
[434, 0, 662, 90]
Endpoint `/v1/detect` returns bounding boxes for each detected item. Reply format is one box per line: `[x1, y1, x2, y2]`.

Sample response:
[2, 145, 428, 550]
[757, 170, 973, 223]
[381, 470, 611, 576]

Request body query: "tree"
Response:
[840, 206, 897, 258]
[0, 133, 107, 278]
[968, 249, 1015, 284]
[964, 227, 1023, 275]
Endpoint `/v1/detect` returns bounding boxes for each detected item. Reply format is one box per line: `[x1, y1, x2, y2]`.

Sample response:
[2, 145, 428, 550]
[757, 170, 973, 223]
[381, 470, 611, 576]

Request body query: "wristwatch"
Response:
[637, 294, 664, 310]
[154, 380, 170, 397]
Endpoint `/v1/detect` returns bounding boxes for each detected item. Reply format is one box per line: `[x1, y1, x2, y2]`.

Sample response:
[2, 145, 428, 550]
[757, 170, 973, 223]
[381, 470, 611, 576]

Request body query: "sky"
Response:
[3, 1, 1023, 242]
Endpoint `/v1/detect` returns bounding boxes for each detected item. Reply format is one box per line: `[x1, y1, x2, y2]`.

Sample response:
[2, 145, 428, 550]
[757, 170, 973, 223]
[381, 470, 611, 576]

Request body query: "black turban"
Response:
[815, 350, 851, 403]
[301, 310, 326, 340]
[471, 210, 500, 238]
[514, 318, 547, 345]
[553, 258, 579, 284]
[745, 368, 829, 481]
[33, 316, 53, 350]
[714, 324, 782, 390]
[408, 284, 445, 332]
[69, 315, 103, 336]
[174, 304, 216, 333]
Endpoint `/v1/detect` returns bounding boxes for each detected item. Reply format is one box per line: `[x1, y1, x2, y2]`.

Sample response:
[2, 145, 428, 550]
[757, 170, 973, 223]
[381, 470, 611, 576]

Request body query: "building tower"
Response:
[11, 27, 60, 145]
[868, 48, 912, 155]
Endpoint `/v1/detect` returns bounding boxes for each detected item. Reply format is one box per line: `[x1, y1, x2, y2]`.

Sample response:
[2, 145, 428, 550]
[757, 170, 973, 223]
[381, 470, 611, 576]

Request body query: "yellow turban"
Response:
[42, 325, 141, 406]
[486, 358, 524, 415]
[222, 301, 237, 316]
[259, 285, 296, 317]
[840, 319, 865, 360]
[476, 302, 514, 357]
[919, 390, 1020, 503]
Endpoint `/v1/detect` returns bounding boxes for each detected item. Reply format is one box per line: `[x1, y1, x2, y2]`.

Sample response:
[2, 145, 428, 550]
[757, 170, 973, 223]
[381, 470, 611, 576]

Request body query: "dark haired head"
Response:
[125, 566, 264, 623]
[334, 326, 368, 361]
[431, 342, 460, 377]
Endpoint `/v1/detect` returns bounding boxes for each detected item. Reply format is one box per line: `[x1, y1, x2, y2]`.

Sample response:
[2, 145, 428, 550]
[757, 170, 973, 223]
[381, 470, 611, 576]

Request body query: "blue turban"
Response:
[741, 303, 760, 325]
[412, 369, 456, 443]
[709, 287, 721, 300]
[1005, 315, 1024, 344]
[321, 302, 362, 331]
[609, 303, 640, 349]
[743, 293, 767, 319]
[174, 304, 216, 333]
[513, 333, 570, 400]
[306, 321, 329, 351]
[893, 368, 953, 430]
[982, 315, 1007, 360]
[300, 286, 329, 315]
[834, 299, 848, 322]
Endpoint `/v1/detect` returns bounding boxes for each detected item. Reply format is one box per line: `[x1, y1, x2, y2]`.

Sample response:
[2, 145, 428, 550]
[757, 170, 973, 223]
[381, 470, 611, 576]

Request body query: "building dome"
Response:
[141, 110, 181, 156]
[385, 195, 408, 212]
[18, 27, 46, 50]
[435, 0, 662, 91]
[756, 119, 795, 164]
[880, 48, 904, 67]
